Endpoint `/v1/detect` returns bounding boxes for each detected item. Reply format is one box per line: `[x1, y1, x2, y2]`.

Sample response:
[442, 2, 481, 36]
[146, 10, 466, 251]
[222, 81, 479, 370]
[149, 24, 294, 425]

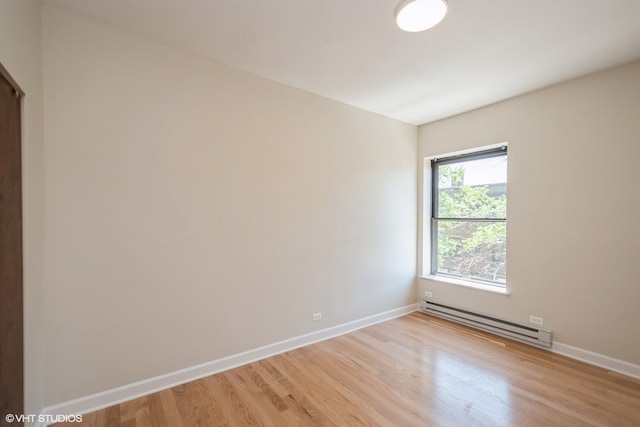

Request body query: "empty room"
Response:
[1, 0, 640, 426]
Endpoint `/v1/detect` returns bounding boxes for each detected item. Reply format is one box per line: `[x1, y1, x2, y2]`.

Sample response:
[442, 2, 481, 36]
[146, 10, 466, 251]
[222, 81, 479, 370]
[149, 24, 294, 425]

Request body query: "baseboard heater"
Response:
[419, 300, 552, 348]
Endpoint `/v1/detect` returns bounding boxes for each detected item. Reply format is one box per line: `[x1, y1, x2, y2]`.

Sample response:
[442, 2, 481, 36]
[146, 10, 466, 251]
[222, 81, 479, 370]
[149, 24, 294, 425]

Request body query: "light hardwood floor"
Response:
[55, 312, 640, 426]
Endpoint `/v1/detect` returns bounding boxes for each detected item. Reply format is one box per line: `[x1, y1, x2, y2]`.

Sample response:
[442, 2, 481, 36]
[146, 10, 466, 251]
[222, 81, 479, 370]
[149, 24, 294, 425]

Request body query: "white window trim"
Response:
[421, 274, 510, 295]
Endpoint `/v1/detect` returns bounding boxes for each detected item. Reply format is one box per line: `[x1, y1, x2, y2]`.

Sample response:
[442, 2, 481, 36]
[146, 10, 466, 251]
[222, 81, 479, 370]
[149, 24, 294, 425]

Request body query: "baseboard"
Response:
[552, 341, 640, 380]
[38, 303, 418, 426]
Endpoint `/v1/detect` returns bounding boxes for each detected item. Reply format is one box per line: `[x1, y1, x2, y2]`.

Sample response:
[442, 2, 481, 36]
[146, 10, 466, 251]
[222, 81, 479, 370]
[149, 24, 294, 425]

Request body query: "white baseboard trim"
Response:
[39, 303, 418, 426]
[552, 341, 640, 380]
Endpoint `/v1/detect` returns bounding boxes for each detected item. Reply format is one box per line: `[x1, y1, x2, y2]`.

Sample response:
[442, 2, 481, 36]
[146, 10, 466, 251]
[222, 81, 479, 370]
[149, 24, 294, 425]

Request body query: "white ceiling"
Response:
[43, 0, 640, 125]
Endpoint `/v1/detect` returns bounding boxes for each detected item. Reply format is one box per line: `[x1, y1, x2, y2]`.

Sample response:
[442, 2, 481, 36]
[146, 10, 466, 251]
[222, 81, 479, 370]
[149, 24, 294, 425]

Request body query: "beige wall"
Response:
[0, 0, 45, 421]
[42, 6, 417, 405]
[418, 60, 640, 365]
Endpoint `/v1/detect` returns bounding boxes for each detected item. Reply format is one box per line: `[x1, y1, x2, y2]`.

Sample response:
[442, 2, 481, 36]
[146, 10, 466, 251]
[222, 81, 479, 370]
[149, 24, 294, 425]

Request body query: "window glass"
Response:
[431, 148, 507, 286]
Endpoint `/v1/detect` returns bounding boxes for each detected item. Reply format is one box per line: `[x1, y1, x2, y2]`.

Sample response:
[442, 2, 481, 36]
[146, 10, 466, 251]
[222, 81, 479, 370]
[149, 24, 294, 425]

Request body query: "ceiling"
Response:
[43, 0, 640, 125]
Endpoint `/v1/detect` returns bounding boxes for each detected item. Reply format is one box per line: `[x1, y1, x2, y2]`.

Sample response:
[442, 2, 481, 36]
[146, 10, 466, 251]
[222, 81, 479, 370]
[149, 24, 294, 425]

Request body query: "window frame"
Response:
[430, 146, 508, 288]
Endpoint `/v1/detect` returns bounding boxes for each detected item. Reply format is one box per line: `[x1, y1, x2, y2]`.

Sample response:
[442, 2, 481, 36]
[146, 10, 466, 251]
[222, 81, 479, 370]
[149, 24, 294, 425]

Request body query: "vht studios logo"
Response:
[5, 413, 83, 423]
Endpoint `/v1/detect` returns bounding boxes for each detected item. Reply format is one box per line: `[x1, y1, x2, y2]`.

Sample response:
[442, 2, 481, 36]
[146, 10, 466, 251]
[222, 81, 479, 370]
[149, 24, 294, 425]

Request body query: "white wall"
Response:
[0, 0, 45, 421]
[42, 5, 417, 405]
[418, 60, 640, 366]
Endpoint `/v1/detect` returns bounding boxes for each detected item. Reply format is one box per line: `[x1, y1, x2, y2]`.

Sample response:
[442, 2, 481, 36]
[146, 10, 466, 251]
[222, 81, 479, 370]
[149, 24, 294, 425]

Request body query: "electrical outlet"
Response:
[425, 291, 433, 298]
[529, 316, 543, 325]
[312, 313, 322, 321]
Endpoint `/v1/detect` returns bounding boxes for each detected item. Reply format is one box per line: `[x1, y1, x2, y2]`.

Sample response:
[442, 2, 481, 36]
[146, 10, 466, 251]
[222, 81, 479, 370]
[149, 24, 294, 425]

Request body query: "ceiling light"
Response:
[395, 0, 448, 32]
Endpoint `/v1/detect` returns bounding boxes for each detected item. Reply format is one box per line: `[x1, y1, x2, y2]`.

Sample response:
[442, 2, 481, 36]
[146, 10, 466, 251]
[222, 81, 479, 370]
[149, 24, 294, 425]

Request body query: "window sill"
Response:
[420, 275, 510, 295]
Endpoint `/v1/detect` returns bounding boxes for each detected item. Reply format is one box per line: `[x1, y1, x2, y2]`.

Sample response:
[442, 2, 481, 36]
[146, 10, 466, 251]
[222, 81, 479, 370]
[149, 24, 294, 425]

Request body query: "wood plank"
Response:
[171, 382, 209, 426]
[53, 313, 640, 426]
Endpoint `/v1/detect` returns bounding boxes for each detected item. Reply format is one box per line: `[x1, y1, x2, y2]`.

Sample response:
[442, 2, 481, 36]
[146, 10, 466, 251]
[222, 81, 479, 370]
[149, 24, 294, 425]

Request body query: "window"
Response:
[429, 146, 507, 287]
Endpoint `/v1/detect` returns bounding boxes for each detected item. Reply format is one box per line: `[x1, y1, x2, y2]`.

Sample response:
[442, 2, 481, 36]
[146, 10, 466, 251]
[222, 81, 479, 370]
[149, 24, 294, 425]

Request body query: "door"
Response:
[0, 63, 24, 425]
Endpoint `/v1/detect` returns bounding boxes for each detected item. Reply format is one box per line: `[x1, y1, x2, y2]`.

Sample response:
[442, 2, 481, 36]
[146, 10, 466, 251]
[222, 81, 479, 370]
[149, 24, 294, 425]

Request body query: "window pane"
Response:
[437, 156, 507, 219]
[435, 220, 506, 284]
